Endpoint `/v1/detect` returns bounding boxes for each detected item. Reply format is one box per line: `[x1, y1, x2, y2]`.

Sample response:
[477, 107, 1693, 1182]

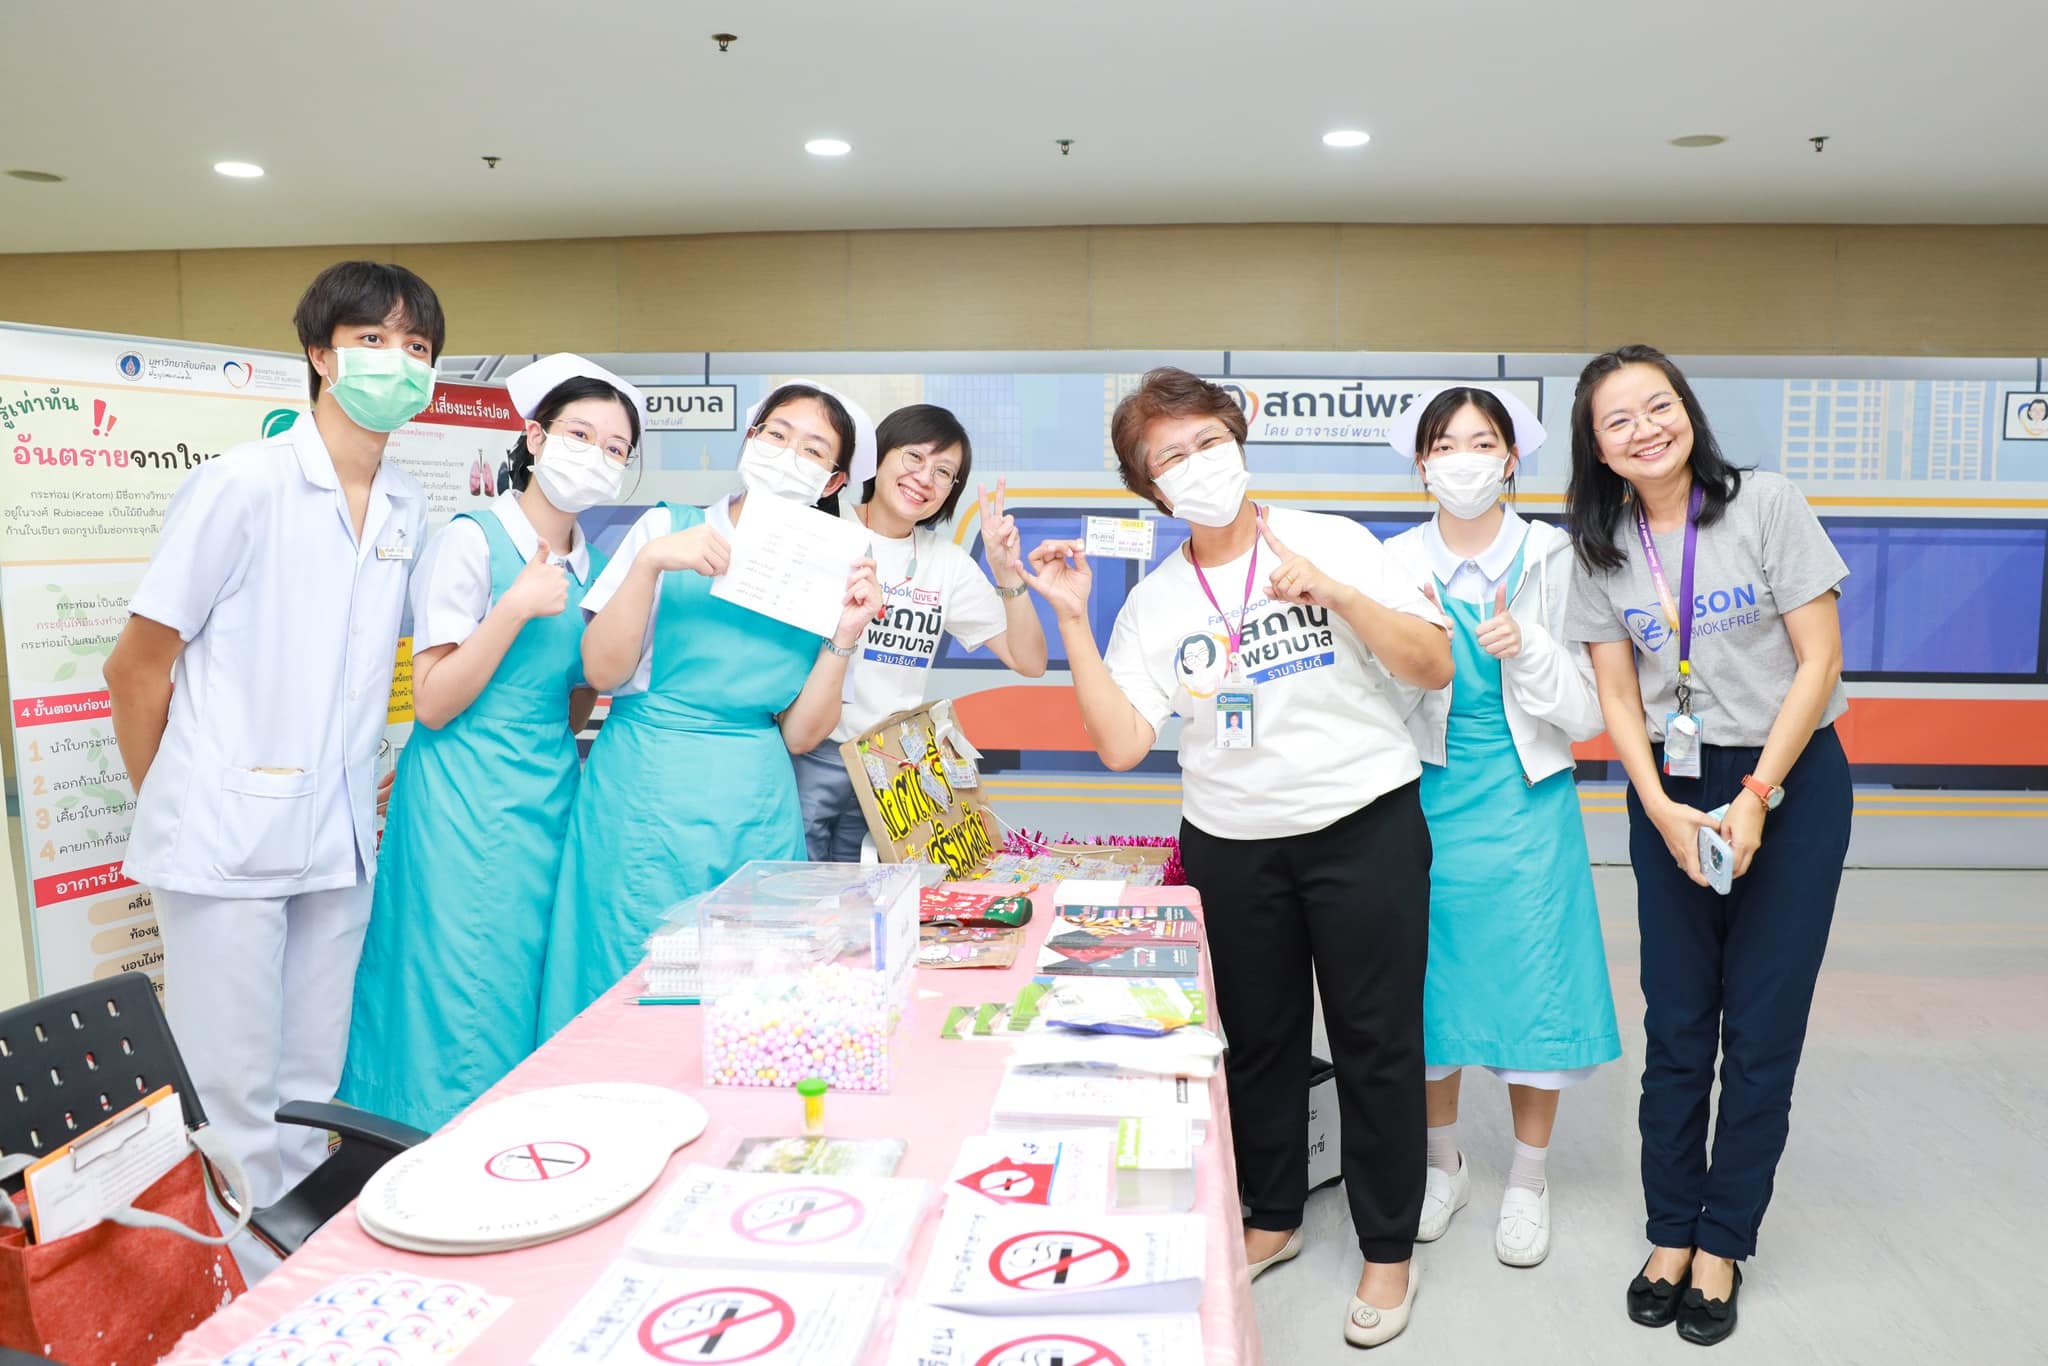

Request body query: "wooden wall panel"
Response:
[1587, 226, 1839, 354]
[1338, 225, 1588, 353]
[0, 251, 181, 341]
[618, 232, 850, 352]
[848, 228, 1088, 350]
[1087, 224, 1338, 349]
[1834, 227, 2048, 356]
[178, 245, 395, 353]
[393, 239, 618, 355]
[1581, 225, 1843, 356]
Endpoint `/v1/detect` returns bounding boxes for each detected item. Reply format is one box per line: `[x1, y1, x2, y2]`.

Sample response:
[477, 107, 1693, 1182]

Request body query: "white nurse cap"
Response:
[746, 378, 878, 486]
[1389, 384, 1546, 460]
[506, 353, 648, 429]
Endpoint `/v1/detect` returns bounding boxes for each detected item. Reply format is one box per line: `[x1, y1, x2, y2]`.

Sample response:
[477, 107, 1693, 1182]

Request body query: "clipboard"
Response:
[23, 1084, 190, 1244]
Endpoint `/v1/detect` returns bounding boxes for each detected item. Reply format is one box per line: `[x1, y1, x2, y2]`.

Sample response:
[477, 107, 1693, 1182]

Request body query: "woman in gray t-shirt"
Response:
[1563, 344, 1852, 1349]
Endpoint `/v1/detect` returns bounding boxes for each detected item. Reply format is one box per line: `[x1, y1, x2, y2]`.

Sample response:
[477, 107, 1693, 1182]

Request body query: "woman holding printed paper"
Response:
[537, 381, 881, 1038]
[1564, 345, 1850, 1347]
[1383, 385, 1619, 1269]
[340, 353, 638, 1132]
[1021, 368, 1451, 1349]
[792, 403, 1048, 861]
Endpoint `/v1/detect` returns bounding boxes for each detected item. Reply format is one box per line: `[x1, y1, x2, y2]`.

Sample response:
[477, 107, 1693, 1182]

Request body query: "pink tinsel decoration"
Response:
[999, 829, 1185, 886]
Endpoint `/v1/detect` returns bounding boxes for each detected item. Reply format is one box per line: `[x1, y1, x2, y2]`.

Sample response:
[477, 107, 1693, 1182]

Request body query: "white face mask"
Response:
[738, 436, 832, 503]
[1425, 451, 1509, 520]
[1154, 442, 1250, 528]
[530, 433, 625, 514]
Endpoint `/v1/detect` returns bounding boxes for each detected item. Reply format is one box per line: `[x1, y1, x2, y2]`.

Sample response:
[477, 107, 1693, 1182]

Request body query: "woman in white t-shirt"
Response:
[792, 404, 1047, 861]
[1020, 368, 1452, 1349]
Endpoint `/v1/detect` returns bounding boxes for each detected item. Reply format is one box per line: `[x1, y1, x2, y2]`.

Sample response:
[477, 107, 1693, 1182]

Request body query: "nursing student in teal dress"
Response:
[538, 381, 881, 1038]
[341, 354, 642, 1132]
[1388, 385, 1620, 1270]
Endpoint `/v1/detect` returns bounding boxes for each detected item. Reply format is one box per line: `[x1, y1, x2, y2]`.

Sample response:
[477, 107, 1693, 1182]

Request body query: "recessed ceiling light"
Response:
[1321, 130, 1371, 149]
[5, 169, 64, 183]
[1668, 134, 1727, 148]
[213, 161, 265, 178]
[804, 139, 851, 158]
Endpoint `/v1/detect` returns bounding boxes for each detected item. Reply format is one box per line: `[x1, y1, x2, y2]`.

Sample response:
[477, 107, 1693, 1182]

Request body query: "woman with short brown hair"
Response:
[1021, 367, 1452, 1348]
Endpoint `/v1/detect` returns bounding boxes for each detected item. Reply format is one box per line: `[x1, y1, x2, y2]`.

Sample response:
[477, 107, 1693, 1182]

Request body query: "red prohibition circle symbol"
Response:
[483, 1140, 590, 1181]
[975, 1333, 1127, 1366]
[729, 1186, 867, 1245]
[636, 1287, 796, 1363]
[988, 1230, 1132, 1291]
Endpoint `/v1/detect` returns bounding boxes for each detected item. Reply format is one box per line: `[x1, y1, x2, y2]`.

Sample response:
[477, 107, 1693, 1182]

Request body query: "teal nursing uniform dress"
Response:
[1419, 536, 1621, 1076]
[537, 501, 818, 1039]
[341, 508, 603, 1132]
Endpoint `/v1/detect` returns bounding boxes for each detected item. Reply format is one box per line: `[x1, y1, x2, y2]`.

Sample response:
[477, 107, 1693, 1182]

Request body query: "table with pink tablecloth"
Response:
[166, 883, 1262, 1365]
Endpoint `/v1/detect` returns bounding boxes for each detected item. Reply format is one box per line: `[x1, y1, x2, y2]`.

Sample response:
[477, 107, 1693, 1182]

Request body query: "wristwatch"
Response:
[822, 638, 856, 658]
[995, 582, 1029, 599]
[1739, 775, 1784, 811]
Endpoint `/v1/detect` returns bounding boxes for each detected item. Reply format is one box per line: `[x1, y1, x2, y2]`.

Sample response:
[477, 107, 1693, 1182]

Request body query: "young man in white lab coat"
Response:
[106, 261, 445, 1214]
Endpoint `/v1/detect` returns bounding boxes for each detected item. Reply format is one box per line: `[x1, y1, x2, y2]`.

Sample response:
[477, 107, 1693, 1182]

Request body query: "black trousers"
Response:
[1629, 725, 1851, 1259]
[1181, 781, 1431, 1263]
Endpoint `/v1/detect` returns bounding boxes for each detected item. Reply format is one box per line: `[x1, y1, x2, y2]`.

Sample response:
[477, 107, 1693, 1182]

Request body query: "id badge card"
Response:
[1215, 667, 1254, 750]
[1663, 711, 1702, 778]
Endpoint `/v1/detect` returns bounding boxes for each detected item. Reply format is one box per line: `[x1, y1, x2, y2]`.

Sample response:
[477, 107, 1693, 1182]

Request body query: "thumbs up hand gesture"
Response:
[1474, 583, 1521, 659]
[505, 540, 571, 621]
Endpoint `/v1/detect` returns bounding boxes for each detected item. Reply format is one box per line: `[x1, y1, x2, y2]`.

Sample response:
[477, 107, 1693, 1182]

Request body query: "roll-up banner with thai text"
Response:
[0, 322, 513, 994]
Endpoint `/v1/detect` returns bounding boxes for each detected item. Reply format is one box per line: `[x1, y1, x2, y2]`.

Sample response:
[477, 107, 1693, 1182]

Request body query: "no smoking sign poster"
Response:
[637, 1287, 795, 1363]
[990, 1230, 1132, 1292]
[534, 1264, 886, 1366]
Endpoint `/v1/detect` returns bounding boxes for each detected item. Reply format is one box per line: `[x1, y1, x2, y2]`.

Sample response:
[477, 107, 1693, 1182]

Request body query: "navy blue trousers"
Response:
[1627, 725, 1851, 1259]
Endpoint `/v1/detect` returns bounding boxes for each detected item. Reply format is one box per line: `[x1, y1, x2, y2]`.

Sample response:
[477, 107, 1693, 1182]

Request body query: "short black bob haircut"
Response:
[292, 260, 446, 401]
[1565, 343, 1746, 574]
[506, 377, 643, 493]
[863, 404, 974, 527]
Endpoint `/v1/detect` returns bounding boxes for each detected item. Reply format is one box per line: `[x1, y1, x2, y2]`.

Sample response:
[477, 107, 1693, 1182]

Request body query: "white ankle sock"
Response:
[1426, 1124, 1459, 1176]
[1507, 1139, 1548, 1195]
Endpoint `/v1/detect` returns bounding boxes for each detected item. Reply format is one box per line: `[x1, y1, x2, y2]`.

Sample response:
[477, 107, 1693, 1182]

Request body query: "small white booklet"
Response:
[1112, 1118, 1196, 1214]
[945, 1132, 1113, 1212]
[712, 490, 871, 637]
[916, 1204, 1206, 1314]
[888, 1304, 1203, 1366]
[990, 1067, 1212, 1138]
[628, 1164, 930, 1281]
[533, 1260, 884, 1366]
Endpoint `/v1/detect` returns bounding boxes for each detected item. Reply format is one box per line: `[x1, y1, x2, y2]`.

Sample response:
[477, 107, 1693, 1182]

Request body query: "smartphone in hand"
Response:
[1698, 803, 1734, 895]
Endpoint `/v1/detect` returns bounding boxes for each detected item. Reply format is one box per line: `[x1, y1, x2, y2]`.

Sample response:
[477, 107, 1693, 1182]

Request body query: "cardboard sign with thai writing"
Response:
[838, 700, 998, 879]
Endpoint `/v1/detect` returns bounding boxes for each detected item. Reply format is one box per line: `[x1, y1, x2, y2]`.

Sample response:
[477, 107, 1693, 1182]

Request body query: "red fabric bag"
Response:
[1, 1150, 246, 1366]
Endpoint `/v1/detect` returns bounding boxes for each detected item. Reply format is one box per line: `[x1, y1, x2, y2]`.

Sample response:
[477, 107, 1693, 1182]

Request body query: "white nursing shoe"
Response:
[1248, 1227, 1303, 1281]
[1495, 1184, 1551, 1267]
[1345, 1261, 1420, 1348]
[1416, 1154, 1469, 1242]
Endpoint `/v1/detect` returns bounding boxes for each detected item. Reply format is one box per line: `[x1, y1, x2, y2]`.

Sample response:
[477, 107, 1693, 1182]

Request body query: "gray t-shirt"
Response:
[1565, 470, 1849, 746]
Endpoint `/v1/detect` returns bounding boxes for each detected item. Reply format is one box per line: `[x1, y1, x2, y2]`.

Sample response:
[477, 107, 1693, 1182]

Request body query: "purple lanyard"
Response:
[1635, 484, 1704, 712]
[1190, 507, 1261, 660]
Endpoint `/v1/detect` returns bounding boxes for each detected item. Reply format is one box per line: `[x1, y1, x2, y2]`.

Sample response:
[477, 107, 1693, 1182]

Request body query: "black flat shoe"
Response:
[1677, 1265, 1742, 1346]
[1626, 1257, 1690, 1327]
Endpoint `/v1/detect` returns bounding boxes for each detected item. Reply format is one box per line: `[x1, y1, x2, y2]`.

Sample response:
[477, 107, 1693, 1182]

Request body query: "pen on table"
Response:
[635, 995, 701, 1006]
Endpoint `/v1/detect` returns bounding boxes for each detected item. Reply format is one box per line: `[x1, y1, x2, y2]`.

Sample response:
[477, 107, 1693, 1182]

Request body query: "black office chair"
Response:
[0, 971, 427, 1258]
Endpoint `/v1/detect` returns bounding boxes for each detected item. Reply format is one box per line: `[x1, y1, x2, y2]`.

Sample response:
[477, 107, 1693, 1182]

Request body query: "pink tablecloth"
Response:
[166, 883, 1261, 1365]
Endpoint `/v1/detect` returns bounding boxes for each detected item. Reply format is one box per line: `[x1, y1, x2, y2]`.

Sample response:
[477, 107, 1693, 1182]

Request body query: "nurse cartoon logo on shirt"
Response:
[1175, 630, 1228, 698]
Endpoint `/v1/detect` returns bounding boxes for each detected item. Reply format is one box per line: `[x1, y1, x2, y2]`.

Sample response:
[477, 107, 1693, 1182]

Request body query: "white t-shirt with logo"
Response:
[1102, 505, 1444, 841]
[833, 525, 1008, 743]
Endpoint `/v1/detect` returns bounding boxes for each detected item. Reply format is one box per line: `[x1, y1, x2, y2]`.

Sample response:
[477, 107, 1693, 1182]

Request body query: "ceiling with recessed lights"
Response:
[1, 0, 2040, 254]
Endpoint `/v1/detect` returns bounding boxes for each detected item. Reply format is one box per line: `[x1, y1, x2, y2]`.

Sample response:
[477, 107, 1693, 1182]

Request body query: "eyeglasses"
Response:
[549, 421, 634, 467]
[1146, 429, 1234, 479]
[1596, 398, 1682, 443]
[898, 446, 959, 490]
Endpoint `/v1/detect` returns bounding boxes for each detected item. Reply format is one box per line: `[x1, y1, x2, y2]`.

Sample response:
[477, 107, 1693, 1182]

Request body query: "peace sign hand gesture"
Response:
[978, 477, 1025, 588]
[1259, 509, 1354, 611]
